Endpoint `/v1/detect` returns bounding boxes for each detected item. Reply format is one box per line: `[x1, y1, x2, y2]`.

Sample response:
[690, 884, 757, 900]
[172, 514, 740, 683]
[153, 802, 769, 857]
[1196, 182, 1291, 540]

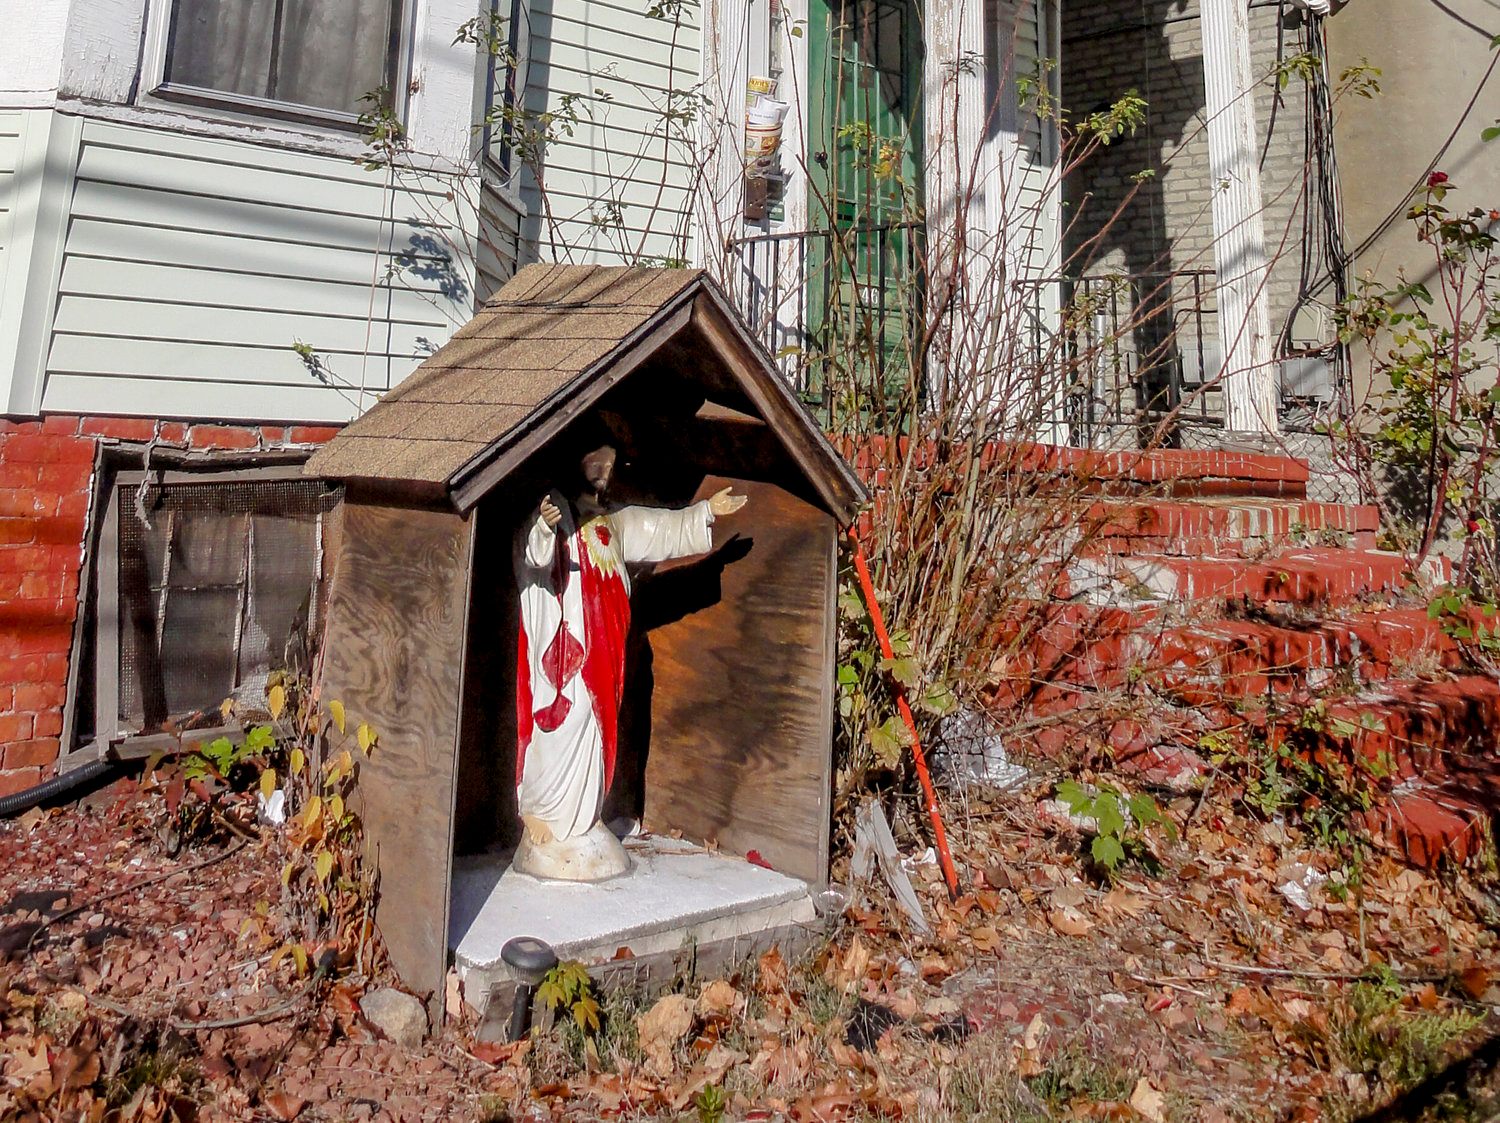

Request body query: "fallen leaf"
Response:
[1129, 1076, 1166, 1122]
[1049, 907, 1093, 937]
[263, 1091, 306, 1121]
[636, 994, 695, 1074]
[697, 979, 744, 1017]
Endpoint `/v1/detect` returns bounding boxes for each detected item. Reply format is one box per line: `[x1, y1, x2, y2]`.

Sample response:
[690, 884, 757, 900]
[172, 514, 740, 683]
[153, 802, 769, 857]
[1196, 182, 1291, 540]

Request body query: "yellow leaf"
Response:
[269, 684, 287, 720]
[291, 944, 308, 977]
[317, 892, 330, 914]
[328, 699, 346, 734]
[336, 749, 354, 775]
[290, 747, 305, 775]
[303, 795, 323, 827]
[220, 696, 235, 720]
[314, 849, 334, 884]
[270, 944, 290, 970]
[260, 768, 277, 800]
[357, 723, 376, 754]
[281, 861, 295, 887]
[328, 794, 344, 822]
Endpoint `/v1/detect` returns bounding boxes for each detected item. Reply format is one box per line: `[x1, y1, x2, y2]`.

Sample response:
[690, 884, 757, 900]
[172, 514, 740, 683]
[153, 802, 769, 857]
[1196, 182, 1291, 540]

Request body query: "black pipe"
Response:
[0, 759, 119, 818]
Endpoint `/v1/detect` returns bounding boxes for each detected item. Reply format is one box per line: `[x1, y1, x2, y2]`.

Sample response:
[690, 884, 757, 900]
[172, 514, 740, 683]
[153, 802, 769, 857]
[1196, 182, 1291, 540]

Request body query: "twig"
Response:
[1202, 956, 1441, 984]
[25, 839, 251, 958]
[1126, 974, 1213, 999]
[79, 975, 320, 1032]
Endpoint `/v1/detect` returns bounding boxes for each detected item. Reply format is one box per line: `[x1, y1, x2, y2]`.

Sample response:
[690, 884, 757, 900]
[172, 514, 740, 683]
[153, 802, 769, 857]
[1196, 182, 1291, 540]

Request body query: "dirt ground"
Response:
[0, 763, 1497, 1122]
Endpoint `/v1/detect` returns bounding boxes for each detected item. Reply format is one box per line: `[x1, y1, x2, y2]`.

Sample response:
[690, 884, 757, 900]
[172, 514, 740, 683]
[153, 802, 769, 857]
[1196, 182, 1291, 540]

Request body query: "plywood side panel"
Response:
[318, 503, 475, 1018]
[641, 477, 834, 885]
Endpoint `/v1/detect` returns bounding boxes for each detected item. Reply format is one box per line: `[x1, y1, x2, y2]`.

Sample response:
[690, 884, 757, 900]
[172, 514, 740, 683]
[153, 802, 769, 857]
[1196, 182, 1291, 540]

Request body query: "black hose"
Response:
[0, 759, 119, 818]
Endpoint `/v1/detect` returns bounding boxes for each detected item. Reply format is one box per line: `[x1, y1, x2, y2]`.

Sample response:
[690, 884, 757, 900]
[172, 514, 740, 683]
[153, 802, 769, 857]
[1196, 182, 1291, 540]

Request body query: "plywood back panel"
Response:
[641, 476, 835, 885]
[318, 501, 475, 1019]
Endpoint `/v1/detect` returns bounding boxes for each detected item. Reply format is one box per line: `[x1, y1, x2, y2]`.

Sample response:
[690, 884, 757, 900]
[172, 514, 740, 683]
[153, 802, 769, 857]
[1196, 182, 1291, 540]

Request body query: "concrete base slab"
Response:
[450, 837, 817, 1018]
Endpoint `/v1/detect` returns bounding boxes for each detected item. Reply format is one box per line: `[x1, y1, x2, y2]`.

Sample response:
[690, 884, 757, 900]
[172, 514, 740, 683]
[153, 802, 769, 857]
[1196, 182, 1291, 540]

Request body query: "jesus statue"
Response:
[512, 440, 747, 880]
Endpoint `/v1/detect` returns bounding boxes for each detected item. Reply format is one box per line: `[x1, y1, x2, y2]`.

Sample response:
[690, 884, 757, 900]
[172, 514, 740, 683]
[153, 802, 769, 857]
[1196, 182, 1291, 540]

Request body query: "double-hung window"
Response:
[153, 0, 408, 126]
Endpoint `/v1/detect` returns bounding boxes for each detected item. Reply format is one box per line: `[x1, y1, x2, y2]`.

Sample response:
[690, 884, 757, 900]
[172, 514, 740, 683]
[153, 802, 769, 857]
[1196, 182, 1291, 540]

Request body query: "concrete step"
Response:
[1067, 548, 1448, 609]
[1082, 498, 1380, 558]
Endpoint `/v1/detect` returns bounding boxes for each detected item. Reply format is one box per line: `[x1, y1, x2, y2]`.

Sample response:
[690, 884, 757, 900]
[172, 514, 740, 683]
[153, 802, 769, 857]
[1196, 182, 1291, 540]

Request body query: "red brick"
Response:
[14, 622, 73, 656]
[0, 489, 54, 518]
[0, 421, 40, 436]
[0, 713, 34, 741]
[37, 463, 93, 492]
[5, 737, 58, 768]
[0, 687, 13, 711]
[188, 425, 259, 450]
[31, 711, 61, 738]
[40, 415, 80, 436]
[54, 491, 89, 523]
[289, 425, 342, 445]
[158, 422, 188, 444]
[259, 426, 286, 443]
[0, 545, 53, 573]
[19, 570, 67, 600]
[0, 654, 67, 685]
[80, 416, 159, 441]
[0, 519, 35, 546]
[14, 682, 62, 710]
[0, 768, 42, 797]
[0, 463, 39, 489]
[5, 434, 90, 465]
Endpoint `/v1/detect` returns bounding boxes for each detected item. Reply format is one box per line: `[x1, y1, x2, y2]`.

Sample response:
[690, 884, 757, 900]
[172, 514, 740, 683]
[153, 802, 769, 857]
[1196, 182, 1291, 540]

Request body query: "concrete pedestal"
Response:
[450, 836, 818, 1030]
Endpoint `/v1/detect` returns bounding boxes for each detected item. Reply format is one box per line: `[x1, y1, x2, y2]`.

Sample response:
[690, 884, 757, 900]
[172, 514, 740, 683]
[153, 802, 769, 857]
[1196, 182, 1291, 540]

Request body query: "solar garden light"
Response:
[501, 935, 558, 1042]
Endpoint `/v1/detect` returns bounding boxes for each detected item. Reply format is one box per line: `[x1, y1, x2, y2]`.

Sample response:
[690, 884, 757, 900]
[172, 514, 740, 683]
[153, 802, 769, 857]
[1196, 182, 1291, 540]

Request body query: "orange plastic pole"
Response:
[847, 529, 961, 900]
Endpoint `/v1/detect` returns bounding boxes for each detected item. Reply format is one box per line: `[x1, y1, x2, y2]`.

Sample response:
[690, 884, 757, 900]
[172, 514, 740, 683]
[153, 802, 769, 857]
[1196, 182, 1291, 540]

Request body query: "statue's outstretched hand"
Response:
[539, 496, 563, 529]
[708, 487, 748, 517]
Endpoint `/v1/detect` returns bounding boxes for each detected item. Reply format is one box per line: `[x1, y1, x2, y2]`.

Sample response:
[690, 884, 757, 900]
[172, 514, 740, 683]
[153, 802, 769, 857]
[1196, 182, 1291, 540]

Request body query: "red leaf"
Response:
[746, 850, 773, 870]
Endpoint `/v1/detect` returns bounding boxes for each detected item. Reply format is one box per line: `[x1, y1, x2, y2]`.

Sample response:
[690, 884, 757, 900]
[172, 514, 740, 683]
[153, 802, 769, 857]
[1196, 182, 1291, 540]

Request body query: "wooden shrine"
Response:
[305, 265, 865, 1013]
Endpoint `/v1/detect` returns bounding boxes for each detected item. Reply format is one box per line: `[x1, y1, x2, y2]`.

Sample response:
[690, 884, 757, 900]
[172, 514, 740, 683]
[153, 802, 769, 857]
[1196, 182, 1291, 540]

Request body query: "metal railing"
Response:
[1015, 269, 1220, 447]
[725, 222, 925, 413]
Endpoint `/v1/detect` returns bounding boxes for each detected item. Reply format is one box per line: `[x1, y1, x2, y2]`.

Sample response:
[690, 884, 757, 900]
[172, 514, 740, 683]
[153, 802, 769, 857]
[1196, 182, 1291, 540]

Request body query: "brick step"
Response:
[1081, 499, 1380, 558]
[1067, 548, 1448, 609]
[1366, 784, 1492, 867]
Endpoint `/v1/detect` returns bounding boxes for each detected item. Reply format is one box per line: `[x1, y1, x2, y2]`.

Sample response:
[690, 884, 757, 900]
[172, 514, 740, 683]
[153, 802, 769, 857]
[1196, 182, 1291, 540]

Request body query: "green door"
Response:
[806, 0, 925, 421]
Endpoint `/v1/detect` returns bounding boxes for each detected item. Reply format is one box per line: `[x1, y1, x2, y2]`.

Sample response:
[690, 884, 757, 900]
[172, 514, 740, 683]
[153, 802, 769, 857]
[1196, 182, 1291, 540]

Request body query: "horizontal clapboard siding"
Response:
[0, 110, 22, 292]
[521, 0, 700, 265]
[42, 119, 489, 424]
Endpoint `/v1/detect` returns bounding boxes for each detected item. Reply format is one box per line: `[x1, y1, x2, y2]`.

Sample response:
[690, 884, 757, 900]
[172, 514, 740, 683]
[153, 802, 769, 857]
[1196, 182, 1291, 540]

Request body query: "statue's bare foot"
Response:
[522, 815, 555, 845]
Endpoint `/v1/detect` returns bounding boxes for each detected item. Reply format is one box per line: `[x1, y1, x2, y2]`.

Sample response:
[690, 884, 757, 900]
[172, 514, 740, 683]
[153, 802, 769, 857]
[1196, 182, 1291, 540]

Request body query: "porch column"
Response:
[696, 0, 751, 272]
[1199, 0, 1278, 434]
[923, 0, 989, 397]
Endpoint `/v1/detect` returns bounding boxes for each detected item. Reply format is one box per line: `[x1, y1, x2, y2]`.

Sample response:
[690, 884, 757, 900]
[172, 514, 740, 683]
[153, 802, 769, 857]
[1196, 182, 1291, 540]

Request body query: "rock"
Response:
[359, 987, 428, 1048]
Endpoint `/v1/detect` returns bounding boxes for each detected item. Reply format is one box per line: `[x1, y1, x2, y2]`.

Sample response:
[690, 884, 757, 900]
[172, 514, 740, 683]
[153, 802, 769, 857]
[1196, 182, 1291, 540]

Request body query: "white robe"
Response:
[514, 495, 715, 840]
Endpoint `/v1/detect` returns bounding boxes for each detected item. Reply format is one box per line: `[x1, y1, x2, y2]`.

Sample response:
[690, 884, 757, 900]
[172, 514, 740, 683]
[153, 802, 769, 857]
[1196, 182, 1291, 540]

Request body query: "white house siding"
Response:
[518, 0, 703, 266]
[39, 118, 477, 424]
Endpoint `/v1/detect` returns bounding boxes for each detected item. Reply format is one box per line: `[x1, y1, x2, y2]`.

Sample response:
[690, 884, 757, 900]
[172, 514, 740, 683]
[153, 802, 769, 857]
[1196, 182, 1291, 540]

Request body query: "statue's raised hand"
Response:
[708, 487, 748, 517]
[539, 496, 563, 529]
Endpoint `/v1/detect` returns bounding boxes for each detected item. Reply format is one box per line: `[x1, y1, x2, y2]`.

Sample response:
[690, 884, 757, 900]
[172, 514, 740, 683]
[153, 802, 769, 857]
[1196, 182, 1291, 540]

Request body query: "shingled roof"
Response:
[305, 264, 865, 522]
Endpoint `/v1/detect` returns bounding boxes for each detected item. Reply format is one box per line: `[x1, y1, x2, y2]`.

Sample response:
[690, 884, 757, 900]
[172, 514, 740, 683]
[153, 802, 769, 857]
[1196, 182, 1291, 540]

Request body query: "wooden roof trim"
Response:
[446, 298, 696, 513]
[689, 284, 868, 525]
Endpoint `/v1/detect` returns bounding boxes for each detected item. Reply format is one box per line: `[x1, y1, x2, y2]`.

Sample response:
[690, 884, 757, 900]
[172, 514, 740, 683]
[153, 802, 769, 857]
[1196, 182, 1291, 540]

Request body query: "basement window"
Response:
[84, 468, 338, 751]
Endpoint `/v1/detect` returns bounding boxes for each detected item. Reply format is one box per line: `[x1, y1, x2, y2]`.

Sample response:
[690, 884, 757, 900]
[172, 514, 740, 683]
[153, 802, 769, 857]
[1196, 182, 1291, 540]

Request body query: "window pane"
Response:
[275, 0, 397, 114]
[166, 0, 399, 117]
[166, 0, 278, 100]
[159, 587, 244, 717]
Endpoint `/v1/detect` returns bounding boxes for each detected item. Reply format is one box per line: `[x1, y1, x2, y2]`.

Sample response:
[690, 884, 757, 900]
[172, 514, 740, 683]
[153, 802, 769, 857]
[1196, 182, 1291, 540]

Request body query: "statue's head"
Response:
[570, 440, 617, 518]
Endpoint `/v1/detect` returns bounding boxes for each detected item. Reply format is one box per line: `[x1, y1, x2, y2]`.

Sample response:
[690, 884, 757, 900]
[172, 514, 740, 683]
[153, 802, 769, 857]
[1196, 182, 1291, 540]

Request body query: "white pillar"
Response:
[923, 0, 989, 404]
[1199, 0, 1278, 434]
[695, 0, 751, 273]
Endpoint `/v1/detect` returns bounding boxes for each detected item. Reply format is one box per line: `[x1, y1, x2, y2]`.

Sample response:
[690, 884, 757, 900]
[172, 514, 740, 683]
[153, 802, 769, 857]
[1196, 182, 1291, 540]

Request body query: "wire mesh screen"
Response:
[117, 479, 336, 735]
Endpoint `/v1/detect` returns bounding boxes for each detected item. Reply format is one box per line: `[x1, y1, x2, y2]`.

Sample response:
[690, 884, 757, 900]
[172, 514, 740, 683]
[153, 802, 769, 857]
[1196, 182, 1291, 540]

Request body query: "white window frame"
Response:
[139, 0, 418, 132]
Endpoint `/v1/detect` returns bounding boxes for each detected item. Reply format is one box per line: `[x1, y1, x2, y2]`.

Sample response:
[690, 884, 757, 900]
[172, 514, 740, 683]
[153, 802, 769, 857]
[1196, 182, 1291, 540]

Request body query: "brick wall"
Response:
[0, 416, 341, 797]
[1061, 1, 1316, 362]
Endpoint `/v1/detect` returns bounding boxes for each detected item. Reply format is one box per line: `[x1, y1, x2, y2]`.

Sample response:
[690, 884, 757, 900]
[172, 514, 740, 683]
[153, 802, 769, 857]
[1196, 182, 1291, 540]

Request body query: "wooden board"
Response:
[640, 477, 835, 885]
[317, 501, 475, 1020]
